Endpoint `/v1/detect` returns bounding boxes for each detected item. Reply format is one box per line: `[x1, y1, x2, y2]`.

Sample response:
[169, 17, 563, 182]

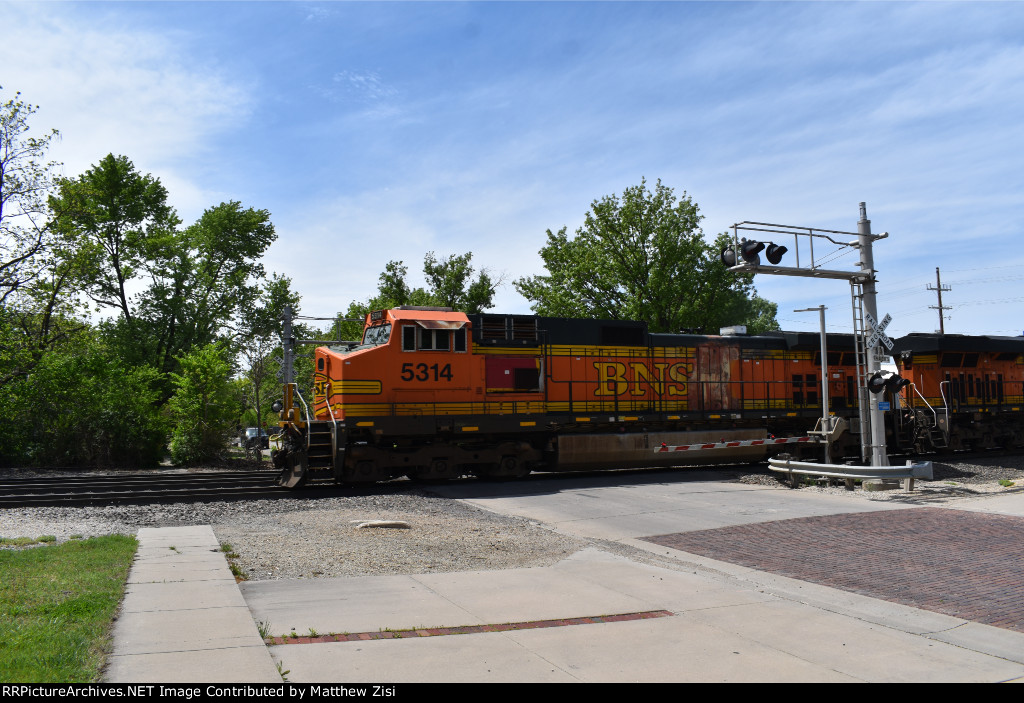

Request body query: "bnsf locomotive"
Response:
[271, 307, 1024, 487]
[889, 333, 1024, 453]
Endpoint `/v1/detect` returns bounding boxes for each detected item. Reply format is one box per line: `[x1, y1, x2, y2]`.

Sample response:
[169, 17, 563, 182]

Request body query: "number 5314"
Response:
[401, 362, 453, 382]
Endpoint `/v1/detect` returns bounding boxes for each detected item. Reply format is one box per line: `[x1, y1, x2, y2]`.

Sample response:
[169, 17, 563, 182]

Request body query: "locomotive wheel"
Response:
[277, 450, 308, 488]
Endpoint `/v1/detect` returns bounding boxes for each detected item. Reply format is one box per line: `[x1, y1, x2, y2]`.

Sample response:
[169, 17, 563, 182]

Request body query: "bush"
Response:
[0, 339, 168, 467]
[166, 343, 238, 465]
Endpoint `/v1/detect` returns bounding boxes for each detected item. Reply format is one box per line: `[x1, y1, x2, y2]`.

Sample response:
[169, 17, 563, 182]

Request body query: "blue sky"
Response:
[3, 1, 1023, 337]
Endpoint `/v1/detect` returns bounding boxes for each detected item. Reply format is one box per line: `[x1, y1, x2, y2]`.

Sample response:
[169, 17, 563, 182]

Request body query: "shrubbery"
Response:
[166, 343, 237, 465]
[0, 336, 168, 467]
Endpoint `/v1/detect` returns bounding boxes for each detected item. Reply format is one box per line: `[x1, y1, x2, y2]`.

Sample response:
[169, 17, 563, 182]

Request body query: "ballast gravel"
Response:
[1, 487, 591, 580]
[2, 454, 1022, 581]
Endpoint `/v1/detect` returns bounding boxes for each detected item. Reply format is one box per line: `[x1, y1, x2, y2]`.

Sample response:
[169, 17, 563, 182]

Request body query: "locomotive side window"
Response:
[401, 324, 465, 352]
[419, 328, 450, 351]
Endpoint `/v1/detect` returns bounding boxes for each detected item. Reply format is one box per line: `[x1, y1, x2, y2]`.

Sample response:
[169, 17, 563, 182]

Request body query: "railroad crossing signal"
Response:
[721, 238, 788, 267]
[867, 370, 910, 395]
[864, 311, 893, 351]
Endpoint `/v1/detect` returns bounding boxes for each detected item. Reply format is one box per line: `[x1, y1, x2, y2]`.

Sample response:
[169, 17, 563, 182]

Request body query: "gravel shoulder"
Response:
[3, 454, 1022, 581]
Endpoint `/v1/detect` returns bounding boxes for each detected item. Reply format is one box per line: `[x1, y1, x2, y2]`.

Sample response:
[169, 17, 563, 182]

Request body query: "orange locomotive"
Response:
[890, 334, 1024, 453]
[273, 307, 867, 487]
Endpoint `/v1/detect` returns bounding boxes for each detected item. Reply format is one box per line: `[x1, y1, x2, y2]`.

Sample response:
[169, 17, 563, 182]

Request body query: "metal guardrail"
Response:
[768, 456, 934, 491]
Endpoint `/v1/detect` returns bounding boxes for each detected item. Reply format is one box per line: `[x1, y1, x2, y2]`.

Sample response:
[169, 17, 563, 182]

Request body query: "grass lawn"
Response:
[0, 535, 137, 682]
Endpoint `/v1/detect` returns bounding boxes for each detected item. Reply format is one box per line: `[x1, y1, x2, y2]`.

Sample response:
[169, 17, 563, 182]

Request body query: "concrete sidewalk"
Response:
[104, 525, 280, 683]
[241, 546, 1024, 683]
[105, 489, 1024, 683]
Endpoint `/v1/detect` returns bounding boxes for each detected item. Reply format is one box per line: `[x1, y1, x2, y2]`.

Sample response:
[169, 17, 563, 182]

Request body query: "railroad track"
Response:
[0, 469, 290, 508]
[2, 448, 1018, 509]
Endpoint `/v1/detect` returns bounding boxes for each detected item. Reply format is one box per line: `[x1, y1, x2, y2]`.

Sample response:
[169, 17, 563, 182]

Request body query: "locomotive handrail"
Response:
[326, 381, 339, 439]
[909, 382, 942, 430]
[293, 386, 313, 446]
[938, 380, 951, 430]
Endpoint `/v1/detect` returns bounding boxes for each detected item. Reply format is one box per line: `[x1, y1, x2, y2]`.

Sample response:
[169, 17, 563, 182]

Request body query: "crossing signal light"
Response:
[867, 371, 910, 395]
[740, 239, 764, 264]
[766, 243, 788, 265]
[888, 375, 911, 393]
[720, 239, 788, 267]
[867, 372, 887, 394]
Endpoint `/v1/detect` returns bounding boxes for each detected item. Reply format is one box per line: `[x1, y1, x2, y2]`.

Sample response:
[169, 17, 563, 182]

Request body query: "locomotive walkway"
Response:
[105, 479, 1024, 683]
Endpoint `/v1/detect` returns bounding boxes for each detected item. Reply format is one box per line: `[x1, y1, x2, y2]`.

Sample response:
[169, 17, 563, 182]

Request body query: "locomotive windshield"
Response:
[361, 323, 392, 346]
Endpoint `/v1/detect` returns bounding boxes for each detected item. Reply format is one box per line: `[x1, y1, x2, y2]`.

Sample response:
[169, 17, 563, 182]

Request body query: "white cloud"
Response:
[0, 4, 251, 220]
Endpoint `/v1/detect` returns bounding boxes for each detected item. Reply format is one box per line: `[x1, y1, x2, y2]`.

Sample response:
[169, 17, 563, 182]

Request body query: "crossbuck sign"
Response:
[865, 311, 893, 351]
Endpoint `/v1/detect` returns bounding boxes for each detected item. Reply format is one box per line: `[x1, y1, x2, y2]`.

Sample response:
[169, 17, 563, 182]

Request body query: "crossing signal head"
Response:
[868, 372, 887, 394]
[766, 243, 788, 265]
[740, 239, 764, 264]
[721, 239, 788, 267]
[886, 375, 911, 394]
[867, 371, 910, 395]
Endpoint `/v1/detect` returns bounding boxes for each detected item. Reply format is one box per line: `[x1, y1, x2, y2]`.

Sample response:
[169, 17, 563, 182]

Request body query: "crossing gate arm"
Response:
[655, 436, 815, 453]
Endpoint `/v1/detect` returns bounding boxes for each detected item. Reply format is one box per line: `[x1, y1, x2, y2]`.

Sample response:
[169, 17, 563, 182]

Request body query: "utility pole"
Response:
[858, 204, 889, 468]
[281, 305, 295, 385]
[927, 267, 951, 334]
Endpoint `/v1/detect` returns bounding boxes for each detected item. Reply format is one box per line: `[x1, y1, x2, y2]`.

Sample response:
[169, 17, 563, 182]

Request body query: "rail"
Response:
[768, 456, 933, 491]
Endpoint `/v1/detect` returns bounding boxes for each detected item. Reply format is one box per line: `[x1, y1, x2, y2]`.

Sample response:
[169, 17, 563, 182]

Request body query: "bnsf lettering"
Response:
[401, 362, 453, 382]
[593, 361, 692, 397]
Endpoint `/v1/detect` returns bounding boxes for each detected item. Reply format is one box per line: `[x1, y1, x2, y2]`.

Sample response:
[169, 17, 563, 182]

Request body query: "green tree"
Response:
[0, 88, 91, 390]
[49, 153, 180, 323]
[139, 199, 277, 377]
[338, 252, 498, 341]
[514, 178, 779, 334]
[0, 333, 167, 467]
[422, 251, 496, 314]
[1, 88, 60, 305]
[237, 274, 303, 433]
[166, 343, 238, 465]
[52, 154, 277, 385]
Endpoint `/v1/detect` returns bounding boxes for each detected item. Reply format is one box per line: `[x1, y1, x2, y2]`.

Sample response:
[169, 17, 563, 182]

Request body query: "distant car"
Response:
[243, 427, 270, 450]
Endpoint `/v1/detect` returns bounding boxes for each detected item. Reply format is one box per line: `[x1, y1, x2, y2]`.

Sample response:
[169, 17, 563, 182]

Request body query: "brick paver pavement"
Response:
[642, 507, 1024, 633]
